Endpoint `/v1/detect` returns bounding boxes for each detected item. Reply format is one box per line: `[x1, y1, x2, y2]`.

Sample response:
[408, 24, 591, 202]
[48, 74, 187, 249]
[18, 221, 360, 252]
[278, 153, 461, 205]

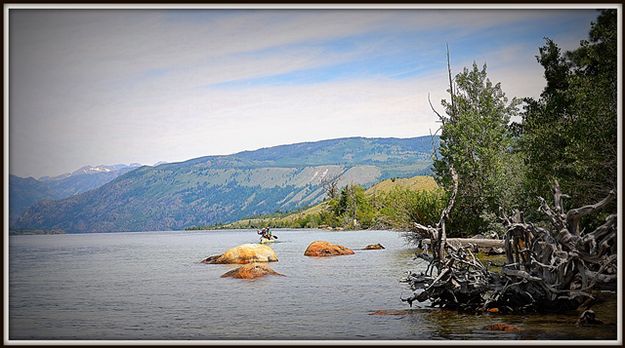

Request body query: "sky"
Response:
[8, 7, 601, 178]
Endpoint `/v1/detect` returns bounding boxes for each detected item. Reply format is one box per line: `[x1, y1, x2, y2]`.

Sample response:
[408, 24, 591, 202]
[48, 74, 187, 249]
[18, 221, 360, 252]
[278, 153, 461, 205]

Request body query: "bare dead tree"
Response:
[401, 183, 617, 313]
[446, 42, 456, 119]
[320, 173, 341, 200]
[409, 166, 458, 264]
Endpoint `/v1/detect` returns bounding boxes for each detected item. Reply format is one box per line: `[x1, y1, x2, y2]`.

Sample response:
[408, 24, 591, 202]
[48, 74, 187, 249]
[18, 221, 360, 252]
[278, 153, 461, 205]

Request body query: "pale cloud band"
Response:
[9, 8, 598, 178]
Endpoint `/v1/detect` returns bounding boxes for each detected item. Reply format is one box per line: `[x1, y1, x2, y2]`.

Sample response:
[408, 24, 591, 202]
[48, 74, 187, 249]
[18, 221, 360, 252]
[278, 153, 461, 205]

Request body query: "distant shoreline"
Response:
[8, 227, 406, 236]
[9, 229, 65, 236]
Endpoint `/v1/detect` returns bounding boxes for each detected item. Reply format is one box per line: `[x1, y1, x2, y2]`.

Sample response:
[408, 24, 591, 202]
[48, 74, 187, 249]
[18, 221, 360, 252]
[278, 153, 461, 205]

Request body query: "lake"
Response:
[8, 229, 618, 341]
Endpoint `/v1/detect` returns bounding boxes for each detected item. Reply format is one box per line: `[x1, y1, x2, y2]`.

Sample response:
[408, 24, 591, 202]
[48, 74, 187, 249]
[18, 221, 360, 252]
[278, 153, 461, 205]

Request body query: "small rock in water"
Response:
[221, 263, 285, 280]
[483, 323, 521, 332]
[577, 309, 603, 326]
[363, 243, 385, 250]
[304, 240, 354, 257]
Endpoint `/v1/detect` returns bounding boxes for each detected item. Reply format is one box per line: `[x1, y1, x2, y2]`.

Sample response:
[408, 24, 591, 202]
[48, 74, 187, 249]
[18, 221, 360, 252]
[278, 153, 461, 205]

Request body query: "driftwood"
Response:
[402, 181, 617, 313]
[420, 238, 504, 250]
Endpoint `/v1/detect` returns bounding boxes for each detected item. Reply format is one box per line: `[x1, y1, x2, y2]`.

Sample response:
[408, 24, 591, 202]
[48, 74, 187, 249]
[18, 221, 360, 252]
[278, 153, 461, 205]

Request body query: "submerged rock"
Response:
[201, 243, 278, 264]
[368, 309, 412, 316]
[363, 243, 385, 250]
[483, 323, 521, 332]
[304, 240, 354, 257]
[221, 263, 284, 280]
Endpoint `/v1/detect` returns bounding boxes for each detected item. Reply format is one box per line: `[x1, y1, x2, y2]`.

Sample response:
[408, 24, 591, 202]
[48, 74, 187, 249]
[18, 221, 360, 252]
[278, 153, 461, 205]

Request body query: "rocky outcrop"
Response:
[202, 244, 278, 264]
[363, 243, 385, 250]
[304, 240, 354, 257]
[221, 263, 284, 280]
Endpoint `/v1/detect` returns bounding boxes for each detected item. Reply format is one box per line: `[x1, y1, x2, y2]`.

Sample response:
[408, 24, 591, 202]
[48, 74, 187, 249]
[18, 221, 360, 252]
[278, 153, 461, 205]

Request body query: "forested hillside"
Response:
[13, 136, 438, 232]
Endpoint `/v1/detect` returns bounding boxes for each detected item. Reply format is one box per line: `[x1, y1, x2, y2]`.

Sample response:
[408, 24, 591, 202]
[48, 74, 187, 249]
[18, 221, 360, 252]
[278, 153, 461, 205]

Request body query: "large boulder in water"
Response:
[221, 263, 285, 280]
[304, 240, 354, 257]
[201, 244, 278, 264]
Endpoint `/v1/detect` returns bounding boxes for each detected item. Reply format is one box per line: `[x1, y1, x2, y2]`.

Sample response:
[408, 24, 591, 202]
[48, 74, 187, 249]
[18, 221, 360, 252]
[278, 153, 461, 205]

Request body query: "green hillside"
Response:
[14, 136, 439, 233]
[208, 175, 443, 231]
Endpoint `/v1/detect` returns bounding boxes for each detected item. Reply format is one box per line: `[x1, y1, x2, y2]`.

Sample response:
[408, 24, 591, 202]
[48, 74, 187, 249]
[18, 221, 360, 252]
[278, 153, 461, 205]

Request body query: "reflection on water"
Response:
[9, 229, 617, 341]
[416, 293, 617, 340]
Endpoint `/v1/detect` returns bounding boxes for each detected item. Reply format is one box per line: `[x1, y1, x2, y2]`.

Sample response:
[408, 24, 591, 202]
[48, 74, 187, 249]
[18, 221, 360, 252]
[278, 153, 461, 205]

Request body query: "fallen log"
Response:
[420, 238, 504, 249]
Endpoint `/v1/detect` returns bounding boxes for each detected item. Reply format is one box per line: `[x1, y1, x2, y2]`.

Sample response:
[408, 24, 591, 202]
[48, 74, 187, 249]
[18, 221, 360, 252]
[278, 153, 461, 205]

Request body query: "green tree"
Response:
[375, 187, 447, 230]
[328, 184, 376, 228]
[520, 10, 617, 219]
[434, 63, 520, 236]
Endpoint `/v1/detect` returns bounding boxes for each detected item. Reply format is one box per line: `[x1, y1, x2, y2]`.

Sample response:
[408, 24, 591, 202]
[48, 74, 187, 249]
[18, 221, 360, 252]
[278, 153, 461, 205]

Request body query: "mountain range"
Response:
[12, 136, 439, 233]
[9, 164, 142, 225]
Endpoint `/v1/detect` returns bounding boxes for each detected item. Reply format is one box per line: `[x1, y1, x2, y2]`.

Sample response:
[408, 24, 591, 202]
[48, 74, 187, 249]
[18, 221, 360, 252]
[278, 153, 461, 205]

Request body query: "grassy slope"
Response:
[210, 175, 438, 229]
[365, 176, 438, 194]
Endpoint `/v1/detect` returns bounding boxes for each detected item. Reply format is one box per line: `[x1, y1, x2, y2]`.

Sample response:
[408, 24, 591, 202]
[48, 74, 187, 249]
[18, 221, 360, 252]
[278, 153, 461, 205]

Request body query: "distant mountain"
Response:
[14, 136, 439, 233]
[39, 163, 142, 181]
[9, 176, 60, 225]
[9, 163, 142, 224]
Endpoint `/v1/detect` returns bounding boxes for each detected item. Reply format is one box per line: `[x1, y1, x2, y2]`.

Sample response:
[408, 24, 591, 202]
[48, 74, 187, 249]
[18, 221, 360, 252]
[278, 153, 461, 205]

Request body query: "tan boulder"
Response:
[304, 240, 354, 257]
[363, 243, 385, 250]
[201, 243, 278, 264]
[221, 263, 285, 280]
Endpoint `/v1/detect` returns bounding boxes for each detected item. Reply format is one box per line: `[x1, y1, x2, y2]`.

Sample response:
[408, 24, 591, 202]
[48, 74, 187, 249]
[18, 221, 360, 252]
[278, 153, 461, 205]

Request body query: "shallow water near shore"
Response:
[9, 229, 618, 341]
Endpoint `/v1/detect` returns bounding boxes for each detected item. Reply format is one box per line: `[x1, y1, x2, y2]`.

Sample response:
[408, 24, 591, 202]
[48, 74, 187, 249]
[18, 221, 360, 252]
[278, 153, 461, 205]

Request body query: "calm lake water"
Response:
[9, 229, 618, 341]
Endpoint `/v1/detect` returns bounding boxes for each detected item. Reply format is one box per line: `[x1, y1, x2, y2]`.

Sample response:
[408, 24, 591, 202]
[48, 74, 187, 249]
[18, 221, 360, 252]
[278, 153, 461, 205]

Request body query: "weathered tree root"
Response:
[402, 181, 617, 314]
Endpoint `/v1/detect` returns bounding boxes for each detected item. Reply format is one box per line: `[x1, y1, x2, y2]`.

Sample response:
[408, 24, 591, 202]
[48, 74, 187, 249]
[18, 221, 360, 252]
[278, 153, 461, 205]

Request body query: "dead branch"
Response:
[320, 173, 342, 199]
[409, 166, 458, 261]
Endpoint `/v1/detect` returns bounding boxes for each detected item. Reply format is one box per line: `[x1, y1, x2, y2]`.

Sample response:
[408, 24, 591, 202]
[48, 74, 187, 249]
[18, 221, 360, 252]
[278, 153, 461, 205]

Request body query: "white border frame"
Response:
[3, 3, 622, 346]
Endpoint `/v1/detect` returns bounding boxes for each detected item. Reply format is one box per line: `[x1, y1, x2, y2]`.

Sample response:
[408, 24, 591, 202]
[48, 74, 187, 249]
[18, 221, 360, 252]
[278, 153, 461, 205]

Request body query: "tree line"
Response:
[199, 182, 447, 231]
[433, 10, 617, 237]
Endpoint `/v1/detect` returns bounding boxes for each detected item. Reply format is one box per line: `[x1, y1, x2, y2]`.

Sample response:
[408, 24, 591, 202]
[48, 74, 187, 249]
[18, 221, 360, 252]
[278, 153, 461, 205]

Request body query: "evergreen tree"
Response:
[520, 9, 617, 218]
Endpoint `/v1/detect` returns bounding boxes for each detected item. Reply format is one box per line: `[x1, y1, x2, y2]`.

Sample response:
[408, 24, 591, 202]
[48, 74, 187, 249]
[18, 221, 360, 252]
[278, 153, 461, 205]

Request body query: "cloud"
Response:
[8, 8, 599, 177]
